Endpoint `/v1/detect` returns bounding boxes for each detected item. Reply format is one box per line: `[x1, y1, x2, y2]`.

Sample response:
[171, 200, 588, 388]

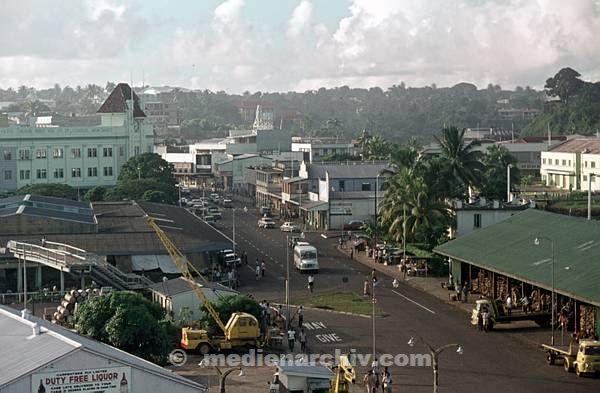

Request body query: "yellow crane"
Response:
[330, 354, 356, 393]
[148, 217, 260, 353]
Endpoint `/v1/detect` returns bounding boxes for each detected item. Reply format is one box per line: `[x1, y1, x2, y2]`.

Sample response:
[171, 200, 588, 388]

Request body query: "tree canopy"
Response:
[74, 292, 173, 365]
[16, 183, 78, 199]
[199, 294, 262, 335]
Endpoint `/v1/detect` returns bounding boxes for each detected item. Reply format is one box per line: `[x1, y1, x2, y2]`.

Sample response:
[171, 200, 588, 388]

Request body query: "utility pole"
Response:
[286, 234, 290, 328]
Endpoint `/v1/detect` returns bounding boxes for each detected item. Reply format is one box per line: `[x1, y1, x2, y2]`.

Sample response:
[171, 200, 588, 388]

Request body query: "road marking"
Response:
[316, 333, 342, 343]
[392, 290, 436, 314]
[303, 321, 327, 330]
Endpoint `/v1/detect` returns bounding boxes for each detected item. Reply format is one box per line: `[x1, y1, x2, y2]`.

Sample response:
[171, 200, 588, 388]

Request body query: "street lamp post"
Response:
[372, 277, 377, 360]
[588, 173, 596, 220]
[534, 236, 556, 345]
[286, 233, 290, 329]
[215, 366, 244, 393]
[232, 207, 236, 256]
[177, 184, 182, 208]
[507, 164, 514, 202]
[408, 336, 463, 393]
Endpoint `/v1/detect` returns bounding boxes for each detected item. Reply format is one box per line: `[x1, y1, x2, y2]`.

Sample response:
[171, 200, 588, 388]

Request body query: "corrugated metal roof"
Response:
[0, 195, 95, 225]
[307, 163, 388, 179]
[148, 277, 238, 296]
[434, 209, 600, 306]
[0, 306, 204, 390]
[549, 138, 600, 154]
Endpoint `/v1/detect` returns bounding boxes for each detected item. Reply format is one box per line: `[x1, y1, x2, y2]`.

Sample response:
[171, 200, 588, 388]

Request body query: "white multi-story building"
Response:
[291, 137, 357, 162]
[540, 138, 600, 191]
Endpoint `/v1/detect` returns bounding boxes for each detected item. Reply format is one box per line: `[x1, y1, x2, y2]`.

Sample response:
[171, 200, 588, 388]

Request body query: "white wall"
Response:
[581, 153, 600, 192]
[540, 151, 577, 189]
[100, 113, 125, 127]
[455, 209, 522, 238]
[1, 349, 201, 393]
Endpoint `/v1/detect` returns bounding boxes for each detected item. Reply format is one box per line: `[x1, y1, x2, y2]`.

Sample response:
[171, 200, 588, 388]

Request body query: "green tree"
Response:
[435, 126, 484, 198]
[83, 186, 107, 202]
[118, 153, 176, 185]
[545, 67, 584, 105]
[365, 135, 392, 160]
[199, 294, 262, 335]
[16, 183, 78, 199]
[74, 292, 172, 364]
[357, 129, 371, 159]
[479, 145, 519, 201]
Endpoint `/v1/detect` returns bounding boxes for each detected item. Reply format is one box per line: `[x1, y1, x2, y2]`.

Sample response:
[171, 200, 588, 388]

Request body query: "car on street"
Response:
[293, 243, 319, 272]
[204, 215, 217, 226]
[223, 253, 241, 266]
[280, 222, 301, 232]
[208, 207, 222, 219]
[258, 217, 276, 228]
[210, 193, 220, 203]
[343, 220, 365, 231]
[221, 198, 233, 208]
[260, 206, 272, 217]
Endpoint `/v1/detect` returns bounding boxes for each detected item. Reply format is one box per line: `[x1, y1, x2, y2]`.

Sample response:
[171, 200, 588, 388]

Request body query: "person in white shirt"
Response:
[506, 295, 512, 316]
[287, 328, 296, 352]
[307, 275, 314, 293]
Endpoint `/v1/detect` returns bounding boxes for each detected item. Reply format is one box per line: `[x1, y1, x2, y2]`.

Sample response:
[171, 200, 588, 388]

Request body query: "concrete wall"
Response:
[455, 209, 521, 238]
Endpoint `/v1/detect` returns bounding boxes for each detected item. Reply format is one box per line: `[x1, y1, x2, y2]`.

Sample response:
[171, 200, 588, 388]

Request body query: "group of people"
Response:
[454, 281, 470, 303]
[362, 360, 392, 393]
[255, 259, 267, 280]
[286, 325, 308, 352]
[476, 305, 491, 332]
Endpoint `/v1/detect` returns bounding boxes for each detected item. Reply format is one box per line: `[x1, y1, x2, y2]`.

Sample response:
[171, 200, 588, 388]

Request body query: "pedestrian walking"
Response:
[371, 269, 378, 284]
[363, 279, 370, 296]
[255, 263, 261, 280]
[261, 261, 266, 278]
[392, 278, 399, 288]
[287, 327, 296, 352]
[455, 283, 462, 302]
[482, 307, 490, 332]
[339, 237, 344, 249]
[363, 371, 373, 393]
[227, 270, 233, 288]
[382, 367, 392, 393]
[462, 282, 469, 303]
[521, 294, 530, 314]
[242, 250, 248, 265]
[307, 274, 314, 293]
[506, 295, 512, 316]
[298, 306, 304, 327]
[477, 309, 483, 331]
[299, 328, 307, 352]
[350, 247, 354, 260]
[371, 357, 380, 389]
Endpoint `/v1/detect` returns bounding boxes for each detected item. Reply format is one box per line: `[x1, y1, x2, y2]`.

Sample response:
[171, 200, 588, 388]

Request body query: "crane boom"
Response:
[147, 217, 228, 334]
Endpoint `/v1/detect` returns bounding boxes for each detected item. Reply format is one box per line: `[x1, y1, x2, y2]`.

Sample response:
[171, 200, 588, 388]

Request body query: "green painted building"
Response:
[0, 83, 154, 192]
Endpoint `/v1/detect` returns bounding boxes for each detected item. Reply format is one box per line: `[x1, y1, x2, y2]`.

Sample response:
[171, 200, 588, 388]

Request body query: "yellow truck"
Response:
[542, 340, 600, 377]
[148, 218, 261, 354]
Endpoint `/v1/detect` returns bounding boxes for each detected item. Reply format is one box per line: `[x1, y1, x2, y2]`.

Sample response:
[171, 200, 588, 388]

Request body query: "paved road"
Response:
[195, 199, 598, 393]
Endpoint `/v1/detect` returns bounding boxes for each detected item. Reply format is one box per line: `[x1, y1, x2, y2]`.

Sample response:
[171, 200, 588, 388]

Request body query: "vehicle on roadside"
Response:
[222, 198, 233, 208]
[194, 207, 209, 217]
[293, 243, 319, 272]
[542, 340, 600, 376]
[260, 206, 272, 217]
[223, 252, 241, 266]
[210, 193, 220, 203]
[288, 236, 304, 248]
[204, 215, 217, 226]
[258, 217, 276, 228]
[343, 220, 365, 231]
[208, 206, 222, 219]
[280, 222, 301, 232]
[470, 298, 551, 330]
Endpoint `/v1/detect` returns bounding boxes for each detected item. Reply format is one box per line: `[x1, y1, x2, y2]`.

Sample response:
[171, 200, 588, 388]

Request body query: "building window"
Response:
[19, 170, 30, 180]
[36, 169, 47, 179]
[103, 166, 113, 177]
[119, 146, 124, 156]
[562, 159, 566, 166]
[542, 158, 546, 164]
[134, 146, 140, 155]
[88, 167, 98, 177]
[4, 170, 12, 180]
[474, 213, 482, 229]
[87, 148, 97, 158]
[19, 150, 30, 160]
[339, 180, 345, 192]
[36, 149, 47, 159]
[52, 148, 63, 158]
[361, 182, 371, 191]
[71, 148, 81, 158]
[3, 151, 11, 160]
[569, 160, 571, 166]
[592, 162, 596, 168]
[53, 168, 64, 178]
[71, 168, 81, 178]
[583, 175, 588, 181]
[147, 145, 152, 153]
[585, 161, 588, 168]
[103, 147, 113, 157]
[554, 159, 559, 165]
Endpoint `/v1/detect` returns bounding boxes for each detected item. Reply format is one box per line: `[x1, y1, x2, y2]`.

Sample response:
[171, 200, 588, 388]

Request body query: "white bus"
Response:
[293, 244, 319, 272]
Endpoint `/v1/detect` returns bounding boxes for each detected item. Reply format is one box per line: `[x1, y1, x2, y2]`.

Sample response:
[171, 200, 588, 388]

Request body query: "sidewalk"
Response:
[336, 242, 555, 347]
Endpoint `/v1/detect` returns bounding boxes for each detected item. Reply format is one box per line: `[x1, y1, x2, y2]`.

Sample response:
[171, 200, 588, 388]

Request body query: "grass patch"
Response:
[295, 292, 384, 316]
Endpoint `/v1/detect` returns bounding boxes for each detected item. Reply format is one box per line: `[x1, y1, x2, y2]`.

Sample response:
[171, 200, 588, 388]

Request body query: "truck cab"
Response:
[181, 312, 260, 353]
[567, 340, 600, 376]
[471, 298, 550, 330]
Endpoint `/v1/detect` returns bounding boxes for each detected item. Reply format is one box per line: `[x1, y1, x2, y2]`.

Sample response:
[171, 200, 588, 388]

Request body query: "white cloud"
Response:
[2, 0, 600, 92]
[287, 0, 313, 38]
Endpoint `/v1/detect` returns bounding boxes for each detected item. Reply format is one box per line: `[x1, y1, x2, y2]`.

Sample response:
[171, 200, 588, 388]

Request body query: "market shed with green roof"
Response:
[434, 209, 600, 336]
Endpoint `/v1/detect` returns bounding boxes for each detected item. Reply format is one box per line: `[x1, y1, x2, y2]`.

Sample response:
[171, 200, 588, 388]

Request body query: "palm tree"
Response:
[357, 129, 371, 159]
[366, 135, 390, 160]
[435, 126, 484, 198]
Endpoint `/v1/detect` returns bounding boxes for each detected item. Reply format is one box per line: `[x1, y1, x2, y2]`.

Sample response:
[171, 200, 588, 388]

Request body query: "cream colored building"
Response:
[540, 139, 600, 191]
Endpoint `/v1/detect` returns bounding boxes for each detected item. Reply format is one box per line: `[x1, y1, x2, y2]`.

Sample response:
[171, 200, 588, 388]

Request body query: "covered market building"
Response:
[435, 209, 600, 337]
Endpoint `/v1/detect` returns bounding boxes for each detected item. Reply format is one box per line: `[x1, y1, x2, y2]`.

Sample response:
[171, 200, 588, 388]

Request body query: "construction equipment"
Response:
[330, 354, 356, 393]
[148, 217, 260, 353]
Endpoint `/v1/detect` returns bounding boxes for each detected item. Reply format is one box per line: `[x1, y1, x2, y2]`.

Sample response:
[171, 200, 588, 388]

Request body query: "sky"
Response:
[2, 0, 600, 93]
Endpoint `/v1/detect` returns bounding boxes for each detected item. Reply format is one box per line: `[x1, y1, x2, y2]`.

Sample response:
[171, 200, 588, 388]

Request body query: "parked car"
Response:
[280, 222, 301, 233]
[224, 253, 241, 266]
[260, 206, 272, 217]
[210, 193, 220, 203]
[343, 220, 365, 231]
[221, 199, 233, 208]
[204, 215, 217, 226]
[208, 207, 222, 219]
[258, 217, 276, 228]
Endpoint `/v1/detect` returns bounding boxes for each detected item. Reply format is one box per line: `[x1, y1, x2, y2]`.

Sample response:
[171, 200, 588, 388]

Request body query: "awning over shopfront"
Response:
[434, 209, 600, 306]
[300, 200, 328, 212]
[131, 254, 181, 274]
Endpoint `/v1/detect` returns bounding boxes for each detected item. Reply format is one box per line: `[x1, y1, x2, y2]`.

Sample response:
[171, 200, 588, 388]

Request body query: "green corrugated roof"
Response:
[434, 209, 600, 306]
